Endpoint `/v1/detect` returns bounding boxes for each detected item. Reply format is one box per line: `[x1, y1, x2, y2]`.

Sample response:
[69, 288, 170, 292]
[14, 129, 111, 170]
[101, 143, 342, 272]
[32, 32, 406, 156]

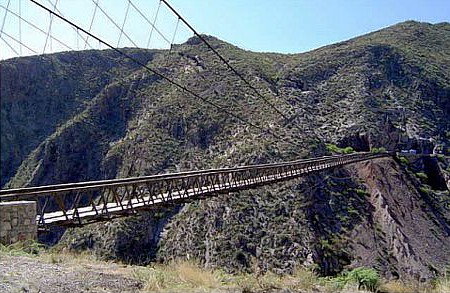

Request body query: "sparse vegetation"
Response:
[132, 261, 220, 292]
[339, 267, 380, 291]
[415, 172, 429, 182]
[355, 188, 370, 197]
[436, 154, 446, 162]
[131, 263, 450, 293]
[371, 147, 387, 153]
[326, 143, 355, 154]
[2, 246, 450, 292]
[398, 156, 409, 165]
[0, 240, 45, 257]
[419, 185, 433, 195]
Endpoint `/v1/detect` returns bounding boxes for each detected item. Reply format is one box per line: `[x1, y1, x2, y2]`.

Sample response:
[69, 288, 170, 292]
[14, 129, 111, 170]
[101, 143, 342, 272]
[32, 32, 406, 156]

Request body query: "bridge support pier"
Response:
[0, 201, 37, 244]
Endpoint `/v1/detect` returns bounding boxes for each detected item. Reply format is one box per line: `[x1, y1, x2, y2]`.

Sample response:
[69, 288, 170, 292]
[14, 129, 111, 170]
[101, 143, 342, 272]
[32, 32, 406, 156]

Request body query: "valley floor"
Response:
[0, 252, 449, 293]
[0, 255, 141, 293]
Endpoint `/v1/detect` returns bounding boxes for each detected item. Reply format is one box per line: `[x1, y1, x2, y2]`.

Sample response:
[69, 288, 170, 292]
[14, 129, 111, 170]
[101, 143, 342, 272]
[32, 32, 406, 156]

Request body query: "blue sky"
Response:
[0, 0, 449, 59]
[172, 0, 449, 53]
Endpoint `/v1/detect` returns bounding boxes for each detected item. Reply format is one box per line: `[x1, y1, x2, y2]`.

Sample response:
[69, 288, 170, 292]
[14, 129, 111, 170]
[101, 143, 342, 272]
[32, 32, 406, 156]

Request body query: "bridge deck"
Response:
[0, 152, 390, 228]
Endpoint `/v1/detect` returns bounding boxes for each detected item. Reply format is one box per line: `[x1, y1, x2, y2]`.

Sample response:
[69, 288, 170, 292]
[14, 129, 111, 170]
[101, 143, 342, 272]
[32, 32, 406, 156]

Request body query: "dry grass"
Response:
[40, 249, 135, 277]
[433, 276, 450, 293]
[0, 240, 44, 256]
[3, 243, 450, 293]
[132, 262, 325, 292]
[41, 249, 96, 264]
[132, 262, 380, 293]
[176, 261, 219, 288]
[131, 263, 450, 293]
[378, 277, 450, 293]
[379, 281, 417, 293]
[132, 261, 221, 292]
[267, 268, 318, 291]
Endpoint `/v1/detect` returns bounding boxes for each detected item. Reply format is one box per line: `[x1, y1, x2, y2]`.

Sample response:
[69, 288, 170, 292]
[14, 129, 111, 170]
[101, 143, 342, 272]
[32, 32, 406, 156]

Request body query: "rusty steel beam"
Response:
[0, 152, 391, 228]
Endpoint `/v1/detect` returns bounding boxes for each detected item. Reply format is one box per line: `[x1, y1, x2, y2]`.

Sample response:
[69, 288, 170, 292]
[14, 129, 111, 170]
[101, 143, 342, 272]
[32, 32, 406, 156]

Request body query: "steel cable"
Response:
[117, 0, 131, 47]
[0, 0, 11, 39]
[1, 30, 38, 54]
[90, 0, 138, 48]
[42, 0, 58, 54]
[0, 35, 20, 56]
[0, 4, 73, 51]
[160, 0, 291, 121]
[84, 0, 99, 49]
[28, 0, 283, 142]
[45, 0, 94, 50]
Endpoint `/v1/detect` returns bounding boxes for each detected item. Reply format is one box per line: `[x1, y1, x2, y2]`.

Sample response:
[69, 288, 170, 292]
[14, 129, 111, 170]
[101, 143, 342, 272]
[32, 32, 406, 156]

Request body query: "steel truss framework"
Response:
[0, 152, 390, 228]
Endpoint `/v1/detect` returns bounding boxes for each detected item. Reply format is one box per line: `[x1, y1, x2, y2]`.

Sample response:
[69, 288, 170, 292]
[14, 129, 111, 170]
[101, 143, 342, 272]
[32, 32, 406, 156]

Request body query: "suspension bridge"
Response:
[1, 1, 393, 231]
[0, 152, 391, 229]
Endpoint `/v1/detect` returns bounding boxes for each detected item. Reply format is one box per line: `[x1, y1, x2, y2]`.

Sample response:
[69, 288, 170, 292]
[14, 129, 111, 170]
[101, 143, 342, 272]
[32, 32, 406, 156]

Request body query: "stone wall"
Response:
[0, 201, 37, 244]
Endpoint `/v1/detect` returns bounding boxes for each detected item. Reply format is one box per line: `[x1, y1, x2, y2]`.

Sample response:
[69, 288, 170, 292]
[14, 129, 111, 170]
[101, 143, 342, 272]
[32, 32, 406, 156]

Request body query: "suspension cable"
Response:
[0, 36, 20, 56]
[90, 0, 138, 48]
[45, 0, 94, 50]
[19, 0, 22, 54]
[1, 30, 38, 54]
[42, 0, 58, 54]
[0, 0, 11, 39]
[117, 0, 131, 47]
[0, 4, 73, 51]
[84, 0, 99, 49]
[28, 0, 283, 141]
[127, 0, 170, 47]
[160, 0, 290, 121]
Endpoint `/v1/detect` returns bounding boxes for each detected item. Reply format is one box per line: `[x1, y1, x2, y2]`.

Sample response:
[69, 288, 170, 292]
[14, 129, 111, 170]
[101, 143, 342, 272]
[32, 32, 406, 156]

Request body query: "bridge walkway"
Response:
[0, 152, 390, 228]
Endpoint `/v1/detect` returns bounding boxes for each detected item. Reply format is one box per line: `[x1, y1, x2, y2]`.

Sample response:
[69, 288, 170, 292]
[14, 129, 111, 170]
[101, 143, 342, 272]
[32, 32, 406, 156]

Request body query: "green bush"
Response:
[419, 185, 433, 195]
[398, 156, 409, 165]
[415, 172, 428, 181]
[436, 154, 446, 162]
[371, 147, 387, 153]
[342, 147, 355, 154]
[355, 188, 369, 197]
[326, 143, 354, 154]
[328, 267, 380, 292]
[346, 267, 380, 291]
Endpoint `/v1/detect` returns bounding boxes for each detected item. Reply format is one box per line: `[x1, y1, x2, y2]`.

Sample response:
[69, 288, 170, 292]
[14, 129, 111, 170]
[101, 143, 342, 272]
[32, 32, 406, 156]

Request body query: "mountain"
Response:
[1, 21, 450, 281]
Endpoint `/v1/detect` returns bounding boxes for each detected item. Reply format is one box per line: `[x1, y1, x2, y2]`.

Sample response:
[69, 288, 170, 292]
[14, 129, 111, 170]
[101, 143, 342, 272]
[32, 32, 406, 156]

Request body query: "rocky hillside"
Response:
[1, 21, 450, 281]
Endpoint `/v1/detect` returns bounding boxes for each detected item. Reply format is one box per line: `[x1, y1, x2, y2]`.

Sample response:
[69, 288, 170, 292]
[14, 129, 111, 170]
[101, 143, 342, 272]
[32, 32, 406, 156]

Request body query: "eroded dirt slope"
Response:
[344, 158, 450, 280]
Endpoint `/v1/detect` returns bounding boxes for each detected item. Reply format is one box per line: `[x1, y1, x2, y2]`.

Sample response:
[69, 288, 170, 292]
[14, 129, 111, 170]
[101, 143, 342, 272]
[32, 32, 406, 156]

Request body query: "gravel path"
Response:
[0, 255, 142, 293]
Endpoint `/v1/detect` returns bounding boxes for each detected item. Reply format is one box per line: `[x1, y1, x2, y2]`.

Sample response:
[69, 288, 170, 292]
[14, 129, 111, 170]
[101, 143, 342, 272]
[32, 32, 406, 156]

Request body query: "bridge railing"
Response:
[0, 152, 390, 227]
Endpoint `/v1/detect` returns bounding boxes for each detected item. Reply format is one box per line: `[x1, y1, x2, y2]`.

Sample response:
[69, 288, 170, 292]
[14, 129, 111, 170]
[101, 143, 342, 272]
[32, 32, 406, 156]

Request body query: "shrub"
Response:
[415, 172, 428, 181]
[371, 147, 387, 153]
[433, 274, 450, 293]
[355, 188, 369, 197]
[436, 154, 445, 162]
[0, 240, 45, 256]
[328, 267, 380, 292]
[326, 143, 354, 154]
[398, 156, 409, 165]
[326, 143, 341, 154]
[419, 185, 433, 195]
[342, 146, 355, 154]
[346, 267, 380, 291]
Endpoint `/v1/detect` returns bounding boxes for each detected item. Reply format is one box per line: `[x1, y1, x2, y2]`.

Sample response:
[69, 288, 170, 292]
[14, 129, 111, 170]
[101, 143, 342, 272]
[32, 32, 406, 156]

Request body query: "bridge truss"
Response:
[0, 152, 389, 229]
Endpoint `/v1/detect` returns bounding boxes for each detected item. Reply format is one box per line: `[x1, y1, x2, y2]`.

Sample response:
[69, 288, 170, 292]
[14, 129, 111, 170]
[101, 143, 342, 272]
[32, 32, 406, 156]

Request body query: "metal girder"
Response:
[0, 152, 390, 228]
